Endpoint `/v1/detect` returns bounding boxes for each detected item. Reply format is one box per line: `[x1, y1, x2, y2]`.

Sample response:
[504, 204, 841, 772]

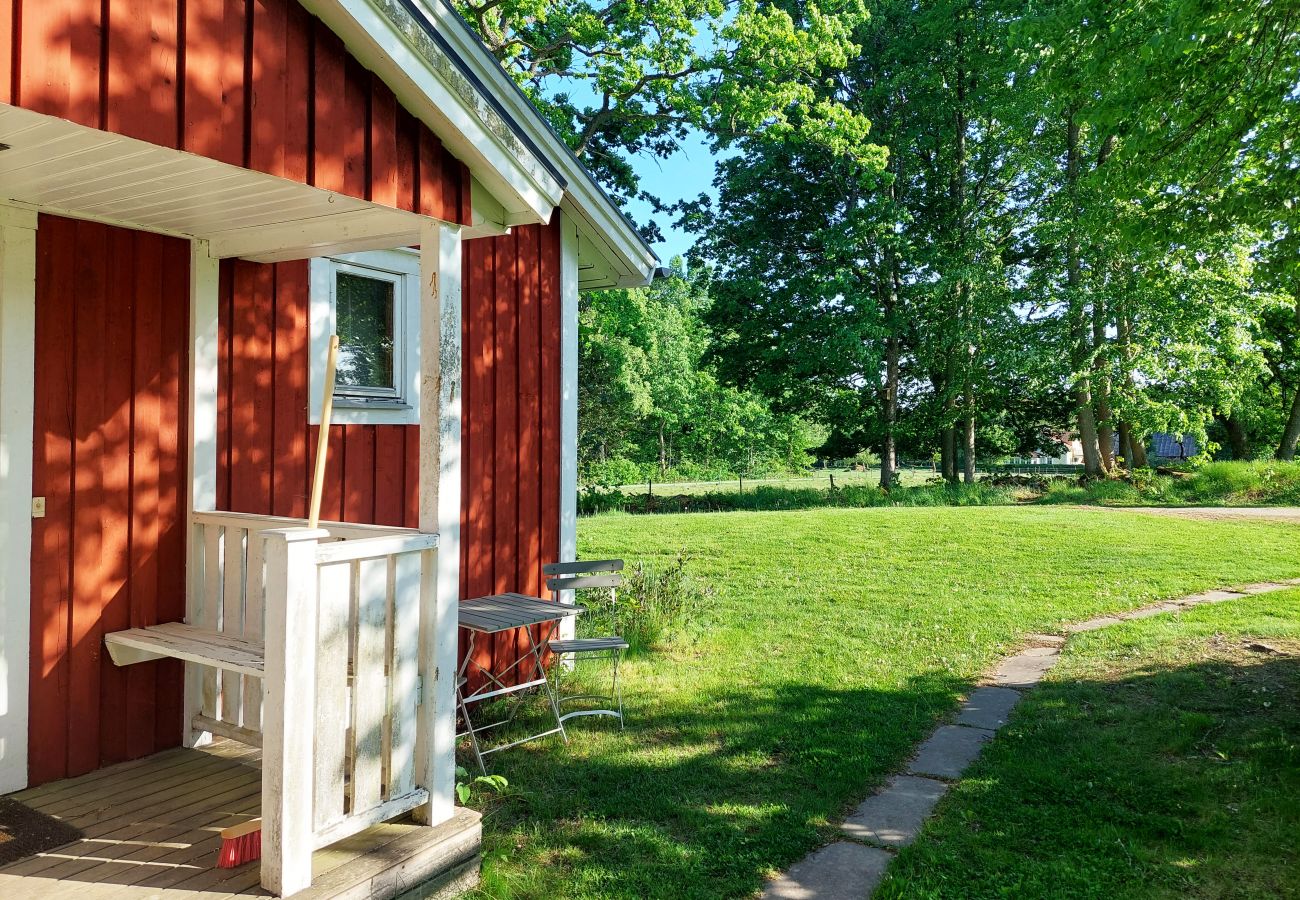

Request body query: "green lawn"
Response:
[607, 466, 936, 496]
[879, 590, 1300, 899]
[468, 507, 1300, 899]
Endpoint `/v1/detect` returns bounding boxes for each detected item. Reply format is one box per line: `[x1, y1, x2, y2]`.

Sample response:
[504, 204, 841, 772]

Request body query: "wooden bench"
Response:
[104, 622, 265, 678]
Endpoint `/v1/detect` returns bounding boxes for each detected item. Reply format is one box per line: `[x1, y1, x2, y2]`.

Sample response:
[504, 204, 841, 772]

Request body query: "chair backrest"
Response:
[543, 559, 624, 595]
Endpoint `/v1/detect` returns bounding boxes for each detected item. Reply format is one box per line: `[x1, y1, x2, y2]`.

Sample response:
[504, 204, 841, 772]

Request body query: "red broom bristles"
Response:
[217, 818, 262, 868]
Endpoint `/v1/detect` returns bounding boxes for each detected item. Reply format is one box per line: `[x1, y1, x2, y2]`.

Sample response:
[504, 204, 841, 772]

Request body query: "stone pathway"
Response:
[760, 579, 1300, 899]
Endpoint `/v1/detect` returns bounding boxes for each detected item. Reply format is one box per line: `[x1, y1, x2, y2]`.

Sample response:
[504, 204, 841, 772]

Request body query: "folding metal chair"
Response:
[545, 559, 628, 726]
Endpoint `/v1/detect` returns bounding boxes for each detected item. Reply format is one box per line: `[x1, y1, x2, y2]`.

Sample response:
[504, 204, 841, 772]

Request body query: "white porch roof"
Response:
[0, 103, 442, 263]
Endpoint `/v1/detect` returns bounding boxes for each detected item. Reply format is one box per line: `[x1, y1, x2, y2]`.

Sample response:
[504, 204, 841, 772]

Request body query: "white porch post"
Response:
[260, 526, 328, 897]
[414, 220, 462, 826]
[0, 204, 37, 795]
[557, 212, 580, 638]
[184, 240, 220, 748]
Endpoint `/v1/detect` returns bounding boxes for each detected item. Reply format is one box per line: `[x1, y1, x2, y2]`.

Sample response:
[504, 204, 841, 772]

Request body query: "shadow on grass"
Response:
[467, 670, 972, 898]
[880, 650, 1300, 899]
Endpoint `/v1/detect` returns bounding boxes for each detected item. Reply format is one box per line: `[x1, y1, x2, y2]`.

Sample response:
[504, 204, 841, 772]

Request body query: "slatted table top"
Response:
[457, 593, 583, 634]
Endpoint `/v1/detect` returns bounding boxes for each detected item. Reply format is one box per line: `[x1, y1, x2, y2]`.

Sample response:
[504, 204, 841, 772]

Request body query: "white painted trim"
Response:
[414, 221, 461, 826]
[0, 204, 36, 794]
[558, 212, 580, 641]
[0, 103, 447, 265]
[260, 527, 330, 897]
[309, 249, 422, 426]
[184, 240, 220, 749]
[406, 1, 658, 285]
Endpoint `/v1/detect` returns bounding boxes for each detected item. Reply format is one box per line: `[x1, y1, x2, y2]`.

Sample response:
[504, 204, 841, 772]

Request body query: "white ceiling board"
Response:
[0, 104, 439, 261]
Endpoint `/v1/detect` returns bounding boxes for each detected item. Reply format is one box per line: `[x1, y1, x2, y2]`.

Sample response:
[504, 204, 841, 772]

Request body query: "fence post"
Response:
[260, 527, 329, 897]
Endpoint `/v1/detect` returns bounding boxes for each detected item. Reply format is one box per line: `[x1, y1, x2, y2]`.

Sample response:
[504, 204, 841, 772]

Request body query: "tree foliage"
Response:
[688, 0, 1300, 478]
[579, 263, 824, 483]
[454, 0, 879, 210]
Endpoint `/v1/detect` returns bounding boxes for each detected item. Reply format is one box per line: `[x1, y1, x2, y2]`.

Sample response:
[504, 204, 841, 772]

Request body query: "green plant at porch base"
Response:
[455, 766, 508, 805]
[578, 551, 716, 654]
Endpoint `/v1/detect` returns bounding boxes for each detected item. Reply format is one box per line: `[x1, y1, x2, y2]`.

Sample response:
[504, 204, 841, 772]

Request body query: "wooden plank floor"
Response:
[0, 741, 481, 899]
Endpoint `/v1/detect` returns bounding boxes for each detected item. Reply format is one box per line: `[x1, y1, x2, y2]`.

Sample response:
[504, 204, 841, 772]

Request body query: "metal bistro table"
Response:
[456, 592, 583, 772]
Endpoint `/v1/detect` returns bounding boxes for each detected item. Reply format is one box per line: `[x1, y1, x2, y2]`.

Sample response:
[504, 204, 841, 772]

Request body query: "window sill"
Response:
[333, 397, 412, 411]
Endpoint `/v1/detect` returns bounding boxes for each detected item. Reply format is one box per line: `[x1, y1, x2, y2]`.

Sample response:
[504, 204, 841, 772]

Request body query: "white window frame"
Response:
[309, 248, 421, 426]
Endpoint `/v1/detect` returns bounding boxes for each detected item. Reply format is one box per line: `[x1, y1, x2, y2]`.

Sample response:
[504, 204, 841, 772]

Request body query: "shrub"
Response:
[583, 457, 645, 489]
[579, 552, 715, 653]
[1182, 460, 1300, 504]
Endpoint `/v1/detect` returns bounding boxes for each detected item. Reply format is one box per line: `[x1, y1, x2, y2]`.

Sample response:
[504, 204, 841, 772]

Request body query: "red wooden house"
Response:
[0, 0, 655, 896]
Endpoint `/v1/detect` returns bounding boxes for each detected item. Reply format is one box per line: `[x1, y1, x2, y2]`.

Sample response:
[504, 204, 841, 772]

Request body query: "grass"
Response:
[580, 460, 1300, 515]
[606, 466, 936, 495]
[465, 507, 1300, 899]
[879, 590, 1300, 899]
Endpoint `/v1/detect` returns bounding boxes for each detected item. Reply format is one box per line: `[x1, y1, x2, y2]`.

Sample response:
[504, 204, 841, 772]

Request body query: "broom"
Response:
[217, 334, 339, 869]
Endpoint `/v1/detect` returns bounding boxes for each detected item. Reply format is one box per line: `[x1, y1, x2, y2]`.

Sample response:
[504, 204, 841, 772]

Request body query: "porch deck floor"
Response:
[0, 741, 480, 900]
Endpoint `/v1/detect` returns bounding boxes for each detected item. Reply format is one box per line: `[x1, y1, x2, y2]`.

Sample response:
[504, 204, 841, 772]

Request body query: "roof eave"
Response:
[301, 0, 658, 287]
[300, 0, 566, 225]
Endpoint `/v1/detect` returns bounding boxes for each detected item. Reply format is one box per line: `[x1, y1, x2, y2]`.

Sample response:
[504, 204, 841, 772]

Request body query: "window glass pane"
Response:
[335, 271, 396, 391]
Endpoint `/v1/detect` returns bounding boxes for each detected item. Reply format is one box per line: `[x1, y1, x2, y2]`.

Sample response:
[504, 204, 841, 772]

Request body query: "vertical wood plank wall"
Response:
[461, 225, 563, 681]
[16, 0, 565, 785]
[28, 215, 191, 786]
[0, 0, 471, 226]
[16, 0, 475, 786]
[216, 223, 565, 689]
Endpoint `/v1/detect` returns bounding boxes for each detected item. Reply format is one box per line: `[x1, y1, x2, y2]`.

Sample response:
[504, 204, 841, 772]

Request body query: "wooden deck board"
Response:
[0, 741, 481, 899]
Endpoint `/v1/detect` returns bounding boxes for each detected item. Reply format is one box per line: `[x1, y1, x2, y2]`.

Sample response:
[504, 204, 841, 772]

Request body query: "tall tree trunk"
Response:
[940, 358, 959, 483]
[1066, 113, 1102, 476]
[1117, 420, 1134, 468]
[1223, 413, 1250, 460]
[1115, 291, 1146, 469]
[1278, 296, 1300, 460]
[1131, 435, 1149, 468]
[880, 170, 903, 491]
[942, 422, 957, 482]
[1092, 296, 1115, 473]
[1278, 389, 1300, 460]
[657, 422, 667, 475]
[963, 379, 976, 483]
[948, 21, 973, 486]
[881, 276, 900, 490]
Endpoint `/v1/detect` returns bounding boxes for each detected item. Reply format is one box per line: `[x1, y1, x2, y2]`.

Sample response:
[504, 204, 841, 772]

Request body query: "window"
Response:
[310, 249, 420, 425]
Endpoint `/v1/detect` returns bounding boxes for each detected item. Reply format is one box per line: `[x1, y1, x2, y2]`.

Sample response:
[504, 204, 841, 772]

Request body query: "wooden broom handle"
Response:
[308, 335, 339, 530]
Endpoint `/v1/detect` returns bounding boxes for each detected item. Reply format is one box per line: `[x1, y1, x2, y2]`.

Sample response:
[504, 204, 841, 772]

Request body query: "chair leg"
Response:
[613, 650, 625, 728]
[457, 688, 488, 775]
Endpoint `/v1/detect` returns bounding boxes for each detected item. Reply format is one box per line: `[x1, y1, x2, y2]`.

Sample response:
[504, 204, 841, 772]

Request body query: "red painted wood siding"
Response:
[29, 214, 190, 786]
[461, 224, 563, 681]
[216, 222, 564, 683]
[0, 0, 471, 224]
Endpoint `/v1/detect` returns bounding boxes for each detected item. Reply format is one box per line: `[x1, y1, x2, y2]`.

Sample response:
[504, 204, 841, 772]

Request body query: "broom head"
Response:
[217, 817, 262, 868]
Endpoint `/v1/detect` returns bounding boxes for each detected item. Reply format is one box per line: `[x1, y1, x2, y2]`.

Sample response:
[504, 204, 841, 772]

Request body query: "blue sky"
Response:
[620, 130, 721, 265]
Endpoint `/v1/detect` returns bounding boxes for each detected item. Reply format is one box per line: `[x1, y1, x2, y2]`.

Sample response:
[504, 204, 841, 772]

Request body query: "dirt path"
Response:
[1108, 506, 1300, 523]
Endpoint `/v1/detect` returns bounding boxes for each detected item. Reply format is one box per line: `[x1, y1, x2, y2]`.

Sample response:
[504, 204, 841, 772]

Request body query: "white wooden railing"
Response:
[185, 511, 442, 892]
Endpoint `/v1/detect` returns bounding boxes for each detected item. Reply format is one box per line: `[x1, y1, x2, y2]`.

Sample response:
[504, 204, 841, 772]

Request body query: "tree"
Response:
[455, 0, 875, 207]
[579, 262, 820, 481]
[694, 0, 1036, 484]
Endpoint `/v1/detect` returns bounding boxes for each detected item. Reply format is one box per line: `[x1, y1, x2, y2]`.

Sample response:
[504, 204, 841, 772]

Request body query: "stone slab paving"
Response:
[762, 842, 893, 899]
[955, 686, 1022, 730]
[992, 646, 1061, 687]
[1067, 615, 1124, 632]
[1025, 633, 1066, 645]
[842, 776, 948, 848]
[1123, 603, 1183, 620]
[761, 580, 1290, 899]
[1178, 589, 1246, 605]
[1235, 582, 1290, 594]
[908, 725, 994, 780]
